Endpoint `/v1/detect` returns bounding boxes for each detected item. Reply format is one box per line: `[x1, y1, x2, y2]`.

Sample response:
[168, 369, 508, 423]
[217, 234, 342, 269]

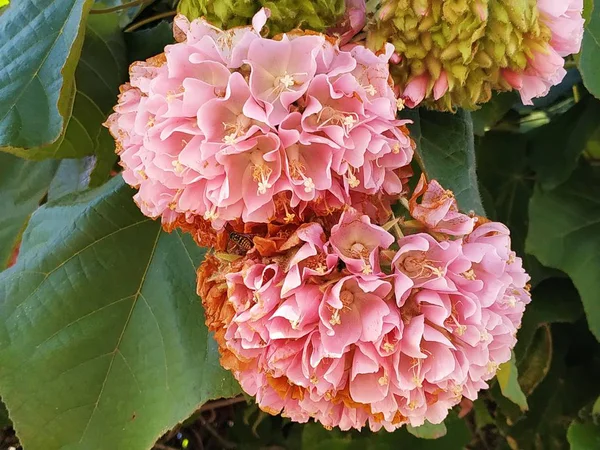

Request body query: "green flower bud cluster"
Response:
[367, 0, 552, 110]
[178, 0, 346, 36]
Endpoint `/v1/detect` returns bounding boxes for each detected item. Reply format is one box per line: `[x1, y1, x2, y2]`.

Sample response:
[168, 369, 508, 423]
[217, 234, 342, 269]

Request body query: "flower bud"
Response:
[367, 0, 584, 110]
[177, 0, 346, 35]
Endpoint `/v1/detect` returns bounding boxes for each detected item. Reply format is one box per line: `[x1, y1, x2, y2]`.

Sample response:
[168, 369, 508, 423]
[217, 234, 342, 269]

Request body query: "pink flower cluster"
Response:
[105, 9, 413, 230]
[200, 180, 531, 431]
[503, 0, 584, 104]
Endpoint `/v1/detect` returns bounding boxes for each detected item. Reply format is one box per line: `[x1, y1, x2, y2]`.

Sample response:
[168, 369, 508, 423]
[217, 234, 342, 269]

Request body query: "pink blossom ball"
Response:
[105, 9, 414, 233]
[199, 205, 531, 431]
[503, 0, 585, 105]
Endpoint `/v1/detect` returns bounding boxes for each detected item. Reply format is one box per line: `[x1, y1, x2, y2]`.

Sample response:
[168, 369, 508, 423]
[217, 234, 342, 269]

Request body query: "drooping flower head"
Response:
[105, 8, 414, 244]
[367, 0, 584, 109]
[177, 0, 347, 36]
[199, 191, 531, 431]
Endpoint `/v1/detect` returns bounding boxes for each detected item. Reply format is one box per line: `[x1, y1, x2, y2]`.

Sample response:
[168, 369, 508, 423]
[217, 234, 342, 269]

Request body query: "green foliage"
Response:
[0, 1, 599, 449]
[579, 0, 600, 98]
[177, 0, 346, 35]
[406, 109, 485, 215]
[0, 177, 240, 450]
[298, 413, 471, 450]
[497, 354, 528, 411]
[568, 422, 600, 450]
[0, 153, 59, 268]
[0, 0, 93, 153]
[527, 167, 600, 341]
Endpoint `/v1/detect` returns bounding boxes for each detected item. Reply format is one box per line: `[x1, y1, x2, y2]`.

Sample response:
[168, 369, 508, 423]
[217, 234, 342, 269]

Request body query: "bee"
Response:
[227, 231, 255, 255]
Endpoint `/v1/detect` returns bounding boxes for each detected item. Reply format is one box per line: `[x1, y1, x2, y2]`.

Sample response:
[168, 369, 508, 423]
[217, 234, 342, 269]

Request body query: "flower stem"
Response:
[125, 10, 176, 32]
[90, 0, 151, 15]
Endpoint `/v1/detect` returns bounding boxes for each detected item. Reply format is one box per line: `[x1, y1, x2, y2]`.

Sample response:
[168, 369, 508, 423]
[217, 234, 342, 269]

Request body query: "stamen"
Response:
[278, 73, 295, 89]
[396, 98, 405, 111]
[289, 159, 315, 193]
[329, 309, 341, 326]
[479, 329, 491, 342]
[462, 269, 476, 280]
[171, 160, 184, 174]
[223, 133, 237, 145]
[378, 374, 389, 386]
[166, 85, 185, 102]
[486, 361, 499, 374]
[345, 166, 360, 188]
[383, 342, 395, 353]
[204, 206, 219, 221]
[252, 163, 273, 195]
[364, 84, 377, 96]
[410, 358, 423, 388]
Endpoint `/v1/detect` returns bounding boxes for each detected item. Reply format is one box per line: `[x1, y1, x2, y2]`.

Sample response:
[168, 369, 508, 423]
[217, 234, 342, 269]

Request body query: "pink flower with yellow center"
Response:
[105, 9, 414, 242]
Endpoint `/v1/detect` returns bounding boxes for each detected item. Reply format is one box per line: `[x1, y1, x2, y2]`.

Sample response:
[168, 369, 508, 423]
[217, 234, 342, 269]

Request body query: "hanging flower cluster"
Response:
[198, 175, 531, 430]
[105, 9, 413, 240]
[106, 7, 534, 433]
[367, 0, 584, 110]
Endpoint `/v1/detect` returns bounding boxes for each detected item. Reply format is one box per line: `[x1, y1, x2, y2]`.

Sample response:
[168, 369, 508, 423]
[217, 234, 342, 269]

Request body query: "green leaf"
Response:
[125, 20, 175, 62]
[476, 130, 557, 286]
[93, 0, 147, 28]
[477, 131, 530, 249]
[0, 0, 93, 152]
[48, 158, 97, 201]
[377, 413, 471, 450]
[515, 278, 583, 362]
[471, 92, 517, 136]
[0, 153, 59, 269]
[517, 325, 552, 397]
[4, 12, 127, 160]
[407, 108, 485, 215]
[407, 421, 447, 439]
[0, 399, 11, 428]
[300, 413, 470, 450]
[579, 0, 600, 98]
[568, 422, 600, 449]
[530, 98, 600, 190]
[0, 0, 9, 7]
[526, 167, 600, 341]
[0, 176, 240, 450]
[497, 354, 528, 411]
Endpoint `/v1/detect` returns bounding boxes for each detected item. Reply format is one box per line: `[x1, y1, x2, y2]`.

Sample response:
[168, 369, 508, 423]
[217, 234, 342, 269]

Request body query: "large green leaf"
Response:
[0, 0, 93, 152]
[300, 413, 470, 450]
[407, 109, 485, 215]
[517, 325, 552, 397]
[125, 20, 175, 62]
[0, 153, 59, 269]
[471, 92, 517, 136]
[497, 354, 528, 411]
[526, 167, 600, 341]
[406, 421, 447, 439]
[579, 0, 600, 99]
[530, 98, 600, 190]
[0, 176, 240, 450]
[48, 158, 98, 201]
[498, 322, 600, 450]
[568, 422, 600, 450]
[515, 279, 583, 363]
[4, 12, 127, 160]
[477, 130, 559, 286]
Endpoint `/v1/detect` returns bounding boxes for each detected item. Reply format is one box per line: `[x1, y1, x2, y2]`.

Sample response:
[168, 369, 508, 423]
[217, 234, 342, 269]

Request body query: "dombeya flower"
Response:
[367, 0, 584, 109]
[105, 9, 414, 244]
[198, 201, 531, 431]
